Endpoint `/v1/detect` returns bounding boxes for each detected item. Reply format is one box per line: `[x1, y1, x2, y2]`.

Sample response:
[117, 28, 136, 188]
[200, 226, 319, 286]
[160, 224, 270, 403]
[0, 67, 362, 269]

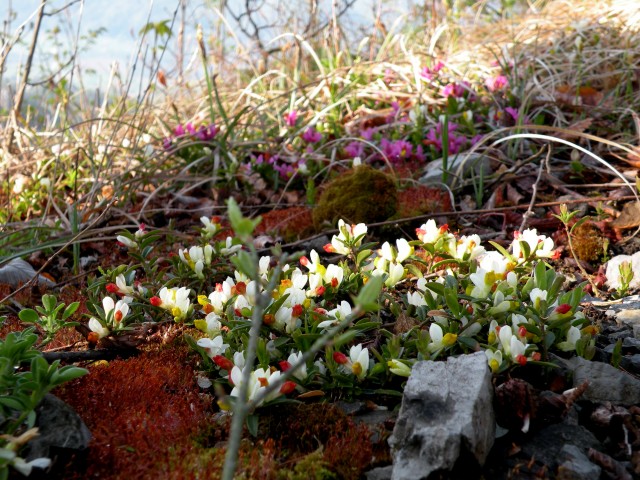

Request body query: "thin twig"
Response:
[519, 145, 551, 232]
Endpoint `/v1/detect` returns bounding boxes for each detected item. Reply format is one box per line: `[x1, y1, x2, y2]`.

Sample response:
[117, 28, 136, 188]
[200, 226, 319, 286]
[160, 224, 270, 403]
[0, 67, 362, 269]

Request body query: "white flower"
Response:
[324, 264, 344, 287]
[88, 317, 109, 338]
[511, 228, 555, 261]
[116, 235, 137, 249]
[230, 366, 283, 406]
[103, 297, 130, 326]
[407, 291, 427, 307]
[287, 351, 307, 380]
[220, 236, 242, 255]
[318, 301, 352, 329]
[388, 359, 412, 377]
[197, 335, 229, 358]
[416, 220, 444, 243]
[348, 344, 370, 380]
[12, 457, 51, 476]
[485, 349, 502, 373]
[200, 216, 221, 237]
[158, 286, 191, 321]
[557, 326, 581, 352]
[115, 274, 134, 295]
[326, 219, 367, 255]
[454, 234, 485, 260]
[259, 256, 271, 278]
[529, 288, 548, 309]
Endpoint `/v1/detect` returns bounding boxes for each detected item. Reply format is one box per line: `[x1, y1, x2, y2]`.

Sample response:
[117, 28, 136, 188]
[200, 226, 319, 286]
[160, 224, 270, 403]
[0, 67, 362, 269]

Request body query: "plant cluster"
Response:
[0, 327, 87, 479]
[87, 201, 597, 422]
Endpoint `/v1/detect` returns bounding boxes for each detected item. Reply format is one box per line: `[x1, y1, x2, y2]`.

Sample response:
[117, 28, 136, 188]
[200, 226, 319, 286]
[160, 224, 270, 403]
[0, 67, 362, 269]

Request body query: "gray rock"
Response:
[520, 424, 601, 469]
[25, 394, 91, 461]
[557, 444, 601, 480]
[365, 465, 393, 480]
[620, 354, 640, 374]
[389, 352, 495, 480]
[562, 356, 640, 405]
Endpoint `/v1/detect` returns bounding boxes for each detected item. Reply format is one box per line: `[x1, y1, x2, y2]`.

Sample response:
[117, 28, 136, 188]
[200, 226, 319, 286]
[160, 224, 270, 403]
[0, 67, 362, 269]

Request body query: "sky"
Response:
[2, 0, 399, 93]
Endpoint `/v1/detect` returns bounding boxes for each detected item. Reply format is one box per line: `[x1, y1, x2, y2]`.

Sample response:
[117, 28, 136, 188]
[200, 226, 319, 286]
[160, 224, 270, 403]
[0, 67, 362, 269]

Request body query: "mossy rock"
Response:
[313, 166, 397, 228]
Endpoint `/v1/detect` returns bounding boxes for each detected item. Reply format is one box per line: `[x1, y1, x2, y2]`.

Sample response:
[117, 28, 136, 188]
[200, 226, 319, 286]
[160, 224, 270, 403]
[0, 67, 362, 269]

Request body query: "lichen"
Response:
[312, 166, 397, 228]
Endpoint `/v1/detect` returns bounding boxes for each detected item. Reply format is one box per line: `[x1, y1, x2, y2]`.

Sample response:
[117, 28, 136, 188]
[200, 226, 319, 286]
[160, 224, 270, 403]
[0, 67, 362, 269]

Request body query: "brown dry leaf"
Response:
[556, 118, 593, 140]
[506, 183, 524, 204]
[555, 85, 604, 106]
[394, 313, 419, 334]
[610, 201, 640, 229]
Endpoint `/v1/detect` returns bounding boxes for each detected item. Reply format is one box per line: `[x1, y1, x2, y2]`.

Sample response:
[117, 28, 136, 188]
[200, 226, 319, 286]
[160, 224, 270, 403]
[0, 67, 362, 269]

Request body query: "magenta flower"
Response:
[441, 83, 466, 98]
[196, 124, 218, 141]
[174, 124, 185, 136]
[302, 127, 322, 143]
[426, 122, 468, 154]
[185, 123, 196, 135]
[163, 138, 172, 150]
[361, 128, 375, 141]
[485, 75, 509, 92]
[381, 138, 413, 163]
[284, 110, 298, 127]
[505, 107, 530, 124]
[420, 61, 444, 81]
[345, 141, 364, 159]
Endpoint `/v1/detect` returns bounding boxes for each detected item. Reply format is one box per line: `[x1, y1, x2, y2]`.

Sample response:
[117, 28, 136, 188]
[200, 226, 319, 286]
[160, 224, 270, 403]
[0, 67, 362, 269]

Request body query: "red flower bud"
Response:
[532, 352, 541, 361]
[315, 285, 326, 296]
[106, 283, 119, 293]
[323, 244, 336, 253]
[300, 256, 309, 266]
[213, 355, 234, 371]
[518, 326, 527, 337]
[516, 354, 527, 366]
[333, 352, 348, 364]
[87, 332, 100, 344]
[555, 304, 572, 314]
[263, 314, 275, 326]
[280, 381, 297, 395]
[150, 296, 162, 307]
[279, 360, 292, 372]
[235, 282, 247, 295]
[292, 304, 304, 317]
[331, 277, 338, 288]
[114, 311, 123, 323]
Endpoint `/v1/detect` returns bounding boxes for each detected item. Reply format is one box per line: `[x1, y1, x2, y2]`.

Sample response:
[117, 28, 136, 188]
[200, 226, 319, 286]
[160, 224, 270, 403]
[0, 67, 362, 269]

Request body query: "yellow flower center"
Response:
[442, 333, 458, 347]
[352, 362, 363, 376]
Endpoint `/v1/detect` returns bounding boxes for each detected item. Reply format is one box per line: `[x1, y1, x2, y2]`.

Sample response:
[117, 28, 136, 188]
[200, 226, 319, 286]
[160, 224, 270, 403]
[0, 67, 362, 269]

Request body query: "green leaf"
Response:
[355, 275, 383, 311]
[62, 302, 80, 320]
[246, 414, 259, 437]
[544, 331, 556, 350]
[457, 336, 479, 350]
[227, 197, 261, 239]
[53, 366, 88, 384]
[356, 249, 372, 266]
[611, 339, 623, 368]
[42, 294, 58, 312]
[231, 250, 256, 279]
[0, 396, 27, 410]
[333, 330, 358, 349]
[488, 241, 514, 261]
[18, 309, 39, 323]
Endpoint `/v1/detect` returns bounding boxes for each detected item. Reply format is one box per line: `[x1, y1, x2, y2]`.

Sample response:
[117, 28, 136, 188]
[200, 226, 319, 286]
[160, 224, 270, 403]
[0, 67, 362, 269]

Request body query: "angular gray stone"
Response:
[25, 394, 91, 461]
[389, 352, 495, 480]
[562, 356, 640, 405]
[520, 424, 601, 469]
[557, 445, 601, 480]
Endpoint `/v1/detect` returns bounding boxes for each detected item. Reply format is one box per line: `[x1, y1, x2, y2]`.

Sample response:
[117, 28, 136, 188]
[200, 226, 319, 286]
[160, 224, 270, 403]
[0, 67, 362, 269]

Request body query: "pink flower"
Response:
[381, 138, 413, 163]
[420, 61, 444, 81]
[174, 124, 185, 136]
[485, 75, 509, 92]
[345, 141, 364, 158]
[301, 127, 322, 143]
[361, 128, 375, 141]
[441, 83, 466, 98]
[284, 110, 298, 127]
[505, 107, 530, 125]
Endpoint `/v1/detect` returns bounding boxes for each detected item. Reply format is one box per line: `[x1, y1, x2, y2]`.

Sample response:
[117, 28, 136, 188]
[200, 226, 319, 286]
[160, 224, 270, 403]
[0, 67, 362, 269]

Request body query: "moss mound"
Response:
[313, 166, 397, 228]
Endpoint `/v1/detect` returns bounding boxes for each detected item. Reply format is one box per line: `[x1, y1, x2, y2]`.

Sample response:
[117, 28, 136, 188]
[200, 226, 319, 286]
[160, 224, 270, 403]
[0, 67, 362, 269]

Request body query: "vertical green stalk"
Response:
[441, 116, 449, 184]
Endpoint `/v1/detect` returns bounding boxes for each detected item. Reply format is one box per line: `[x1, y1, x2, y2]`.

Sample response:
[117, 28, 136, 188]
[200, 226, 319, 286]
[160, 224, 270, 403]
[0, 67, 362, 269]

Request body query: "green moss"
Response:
[313, 166, 397, 228]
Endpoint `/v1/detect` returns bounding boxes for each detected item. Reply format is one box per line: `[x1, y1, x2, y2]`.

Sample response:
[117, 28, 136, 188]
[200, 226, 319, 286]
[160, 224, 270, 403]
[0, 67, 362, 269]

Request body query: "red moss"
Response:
[55, 342, 212, 479]
[396, 185, 452, 218]
[256, 206, 315, 241]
